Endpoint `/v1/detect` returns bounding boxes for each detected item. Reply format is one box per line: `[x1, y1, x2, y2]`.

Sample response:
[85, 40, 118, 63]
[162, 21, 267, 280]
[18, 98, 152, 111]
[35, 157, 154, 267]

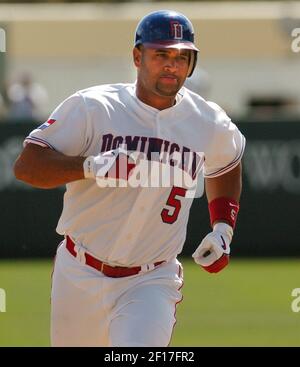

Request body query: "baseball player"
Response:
[14, 10, 245, 347]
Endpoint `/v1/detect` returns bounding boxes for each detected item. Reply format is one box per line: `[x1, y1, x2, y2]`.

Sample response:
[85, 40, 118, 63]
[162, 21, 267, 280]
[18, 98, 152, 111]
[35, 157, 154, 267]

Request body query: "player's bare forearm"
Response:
[205, 162, 242, 203]
[14, 143, 85, 189]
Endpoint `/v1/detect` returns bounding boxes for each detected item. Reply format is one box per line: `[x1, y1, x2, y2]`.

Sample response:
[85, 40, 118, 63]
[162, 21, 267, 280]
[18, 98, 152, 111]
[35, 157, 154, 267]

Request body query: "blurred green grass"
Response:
[0, 258, 300, 346]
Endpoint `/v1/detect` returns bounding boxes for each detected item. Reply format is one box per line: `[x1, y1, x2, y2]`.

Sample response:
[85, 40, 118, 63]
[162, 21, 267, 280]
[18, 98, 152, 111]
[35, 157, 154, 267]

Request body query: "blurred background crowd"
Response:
[0, 0, 299, 124]
[0, 71, 48, 121]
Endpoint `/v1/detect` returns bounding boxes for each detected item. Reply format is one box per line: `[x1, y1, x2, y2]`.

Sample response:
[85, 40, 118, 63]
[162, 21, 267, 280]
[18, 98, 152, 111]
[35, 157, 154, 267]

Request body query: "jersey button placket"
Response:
[156, 112, 161, 137]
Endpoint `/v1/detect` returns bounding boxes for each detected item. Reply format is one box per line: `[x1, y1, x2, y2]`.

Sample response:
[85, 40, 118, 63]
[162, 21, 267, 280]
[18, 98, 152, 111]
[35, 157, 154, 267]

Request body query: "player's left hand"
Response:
[83, 147, 136, 186]
[192, 222, 233, 273]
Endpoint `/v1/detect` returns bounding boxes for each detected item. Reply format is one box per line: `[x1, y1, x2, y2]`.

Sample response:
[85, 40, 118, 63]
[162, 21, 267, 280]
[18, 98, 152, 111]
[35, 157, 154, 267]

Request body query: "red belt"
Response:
[65, 236, 164, 278]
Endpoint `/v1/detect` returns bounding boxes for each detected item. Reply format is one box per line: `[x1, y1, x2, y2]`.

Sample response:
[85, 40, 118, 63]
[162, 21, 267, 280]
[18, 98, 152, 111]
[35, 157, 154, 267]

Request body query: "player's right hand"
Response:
[192, 222, 233, 273]
[83, 148, 136, 185]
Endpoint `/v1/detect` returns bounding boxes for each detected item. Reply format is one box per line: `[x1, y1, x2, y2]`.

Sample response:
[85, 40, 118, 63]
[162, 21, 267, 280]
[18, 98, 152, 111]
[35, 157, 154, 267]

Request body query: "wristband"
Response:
[208, 197, 239, 229]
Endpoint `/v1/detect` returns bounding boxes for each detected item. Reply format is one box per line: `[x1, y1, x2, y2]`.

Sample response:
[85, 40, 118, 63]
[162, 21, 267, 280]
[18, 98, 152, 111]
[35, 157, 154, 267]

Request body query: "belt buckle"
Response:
[100, 262, 104, 273]
[76, 245, 86, 264]
[140, 263, 155, 273]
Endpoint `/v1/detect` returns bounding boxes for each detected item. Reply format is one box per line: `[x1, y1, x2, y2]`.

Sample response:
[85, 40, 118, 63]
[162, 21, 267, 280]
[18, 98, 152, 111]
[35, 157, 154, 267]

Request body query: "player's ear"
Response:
[133, 46, 142, 67]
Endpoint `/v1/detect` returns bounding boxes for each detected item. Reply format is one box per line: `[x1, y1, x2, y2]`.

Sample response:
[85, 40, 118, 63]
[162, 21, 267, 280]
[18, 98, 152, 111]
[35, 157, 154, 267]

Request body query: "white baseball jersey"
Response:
[24, 83, 245, 266]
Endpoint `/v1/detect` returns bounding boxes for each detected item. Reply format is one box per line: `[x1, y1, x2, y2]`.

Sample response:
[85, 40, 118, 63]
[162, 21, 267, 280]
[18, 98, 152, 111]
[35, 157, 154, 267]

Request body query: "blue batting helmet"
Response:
[134, 10, 199, 77]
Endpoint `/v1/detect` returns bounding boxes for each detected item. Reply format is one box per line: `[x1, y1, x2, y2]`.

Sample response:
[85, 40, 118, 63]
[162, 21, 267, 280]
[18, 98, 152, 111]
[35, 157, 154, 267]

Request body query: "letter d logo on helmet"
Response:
[134, 10, 199, 77]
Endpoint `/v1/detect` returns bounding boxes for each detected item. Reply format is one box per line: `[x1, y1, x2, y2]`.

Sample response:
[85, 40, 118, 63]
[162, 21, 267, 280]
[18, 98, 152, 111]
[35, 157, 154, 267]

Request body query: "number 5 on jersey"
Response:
[161, 186, 187, 224]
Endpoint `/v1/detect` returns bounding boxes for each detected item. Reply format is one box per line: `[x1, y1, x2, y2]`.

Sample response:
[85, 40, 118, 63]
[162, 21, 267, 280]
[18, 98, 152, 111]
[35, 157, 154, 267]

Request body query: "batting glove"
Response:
[83, 148, 136, 186]
[192, 222, 233, 273]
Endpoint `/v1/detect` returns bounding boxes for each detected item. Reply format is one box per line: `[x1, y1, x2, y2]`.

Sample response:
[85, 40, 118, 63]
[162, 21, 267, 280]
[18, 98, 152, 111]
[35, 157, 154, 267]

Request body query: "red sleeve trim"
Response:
[24, 136, 55, 150]
[204, 136, 245, 178]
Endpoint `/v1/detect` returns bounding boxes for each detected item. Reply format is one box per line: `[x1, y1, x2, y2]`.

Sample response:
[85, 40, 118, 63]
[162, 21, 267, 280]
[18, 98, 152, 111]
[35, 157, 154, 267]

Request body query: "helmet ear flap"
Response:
[188, 51, 198, 77]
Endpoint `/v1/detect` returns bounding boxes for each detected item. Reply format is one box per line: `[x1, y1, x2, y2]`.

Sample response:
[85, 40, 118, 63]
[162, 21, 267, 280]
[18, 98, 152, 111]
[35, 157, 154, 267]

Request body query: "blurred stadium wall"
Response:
[2, 121, 300, 258]
[0, 1, 299, 118]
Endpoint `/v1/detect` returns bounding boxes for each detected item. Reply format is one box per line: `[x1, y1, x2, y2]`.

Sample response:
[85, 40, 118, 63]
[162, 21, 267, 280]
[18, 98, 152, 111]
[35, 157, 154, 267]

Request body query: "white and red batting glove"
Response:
[192, 222, 233, 273]
[83, 147, 136, 186]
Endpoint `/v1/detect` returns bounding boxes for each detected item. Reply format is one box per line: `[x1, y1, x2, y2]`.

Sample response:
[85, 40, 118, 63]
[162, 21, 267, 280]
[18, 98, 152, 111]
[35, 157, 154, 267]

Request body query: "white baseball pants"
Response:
[50, 241, 183, 347]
